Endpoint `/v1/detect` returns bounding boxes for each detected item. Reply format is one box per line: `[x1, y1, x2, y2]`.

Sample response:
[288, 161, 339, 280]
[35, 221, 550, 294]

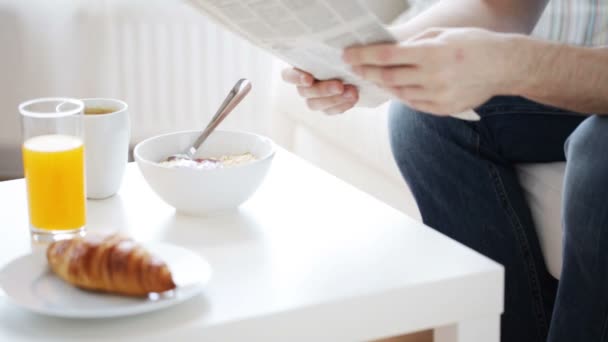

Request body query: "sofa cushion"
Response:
[274, 81, 403, 185]
[517, 163, 565, 279]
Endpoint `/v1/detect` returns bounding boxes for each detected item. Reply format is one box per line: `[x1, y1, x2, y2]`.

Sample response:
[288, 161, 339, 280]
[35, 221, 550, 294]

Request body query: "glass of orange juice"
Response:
[19, 98, 86, 242]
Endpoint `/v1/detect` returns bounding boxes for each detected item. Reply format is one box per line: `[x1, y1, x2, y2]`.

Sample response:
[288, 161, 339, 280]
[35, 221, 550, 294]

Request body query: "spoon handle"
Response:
[187, 79, 252, 157]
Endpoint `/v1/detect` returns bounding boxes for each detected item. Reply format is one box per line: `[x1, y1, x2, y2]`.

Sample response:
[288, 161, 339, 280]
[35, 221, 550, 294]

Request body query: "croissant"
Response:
[46, 233, 176, 297]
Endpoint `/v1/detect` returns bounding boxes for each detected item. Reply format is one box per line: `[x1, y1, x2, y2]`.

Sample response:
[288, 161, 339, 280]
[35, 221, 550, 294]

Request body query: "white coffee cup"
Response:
[82, 98, 130, 199]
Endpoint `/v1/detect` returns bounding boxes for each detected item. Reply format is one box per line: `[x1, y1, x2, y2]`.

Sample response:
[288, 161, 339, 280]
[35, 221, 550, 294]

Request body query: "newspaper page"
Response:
[188, 0, 481, 120]
[188, 0, 407, 107]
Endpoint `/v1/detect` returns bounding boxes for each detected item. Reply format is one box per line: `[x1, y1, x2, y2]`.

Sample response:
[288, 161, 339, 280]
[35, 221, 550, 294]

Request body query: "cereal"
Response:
[159, 153, 257, 170]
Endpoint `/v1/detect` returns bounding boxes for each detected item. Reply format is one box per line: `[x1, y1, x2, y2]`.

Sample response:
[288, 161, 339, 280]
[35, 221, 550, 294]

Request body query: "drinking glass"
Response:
[19, 98, 86, 242]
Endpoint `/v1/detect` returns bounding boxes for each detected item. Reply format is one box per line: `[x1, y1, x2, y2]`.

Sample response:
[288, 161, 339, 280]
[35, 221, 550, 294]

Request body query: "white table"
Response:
[0, 149, 503, 342]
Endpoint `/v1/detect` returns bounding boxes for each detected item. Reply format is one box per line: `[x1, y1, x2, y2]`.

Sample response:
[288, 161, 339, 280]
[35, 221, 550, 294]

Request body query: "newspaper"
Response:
[188, 0, 481, 120]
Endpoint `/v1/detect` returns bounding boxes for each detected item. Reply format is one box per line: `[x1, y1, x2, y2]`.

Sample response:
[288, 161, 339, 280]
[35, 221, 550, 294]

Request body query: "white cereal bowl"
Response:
[134, 130, 275, 215]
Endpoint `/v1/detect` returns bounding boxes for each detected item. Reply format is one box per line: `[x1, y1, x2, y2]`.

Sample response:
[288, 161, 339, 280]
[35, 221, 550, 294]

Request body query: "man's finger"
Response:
[352, 66, 422, 87]
[306, 91, 355, 111]
[343, 43, 428, 66]
[324, 101, 356, 115]
[342, 84, 359, 102]
[282, 68, 314, 86]
[297, 80, 344, 98]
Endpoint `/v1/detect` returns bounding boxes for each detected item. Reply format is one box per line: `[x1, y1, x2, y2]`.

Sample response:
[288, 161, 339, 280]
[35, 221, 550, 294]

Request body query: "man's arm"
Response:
[391, 0, 549, 40]
[342, 29, 608, 116]
[282, 0, 548, 115]
[516, 38, 608, 114]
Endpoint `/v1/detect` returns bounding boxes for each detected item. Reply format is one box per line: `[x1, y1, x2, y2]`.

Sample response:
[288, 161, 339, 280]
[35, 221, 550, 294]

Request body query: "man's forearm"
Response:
[509, 37, 608, 114]
[391, 0, 548, 41]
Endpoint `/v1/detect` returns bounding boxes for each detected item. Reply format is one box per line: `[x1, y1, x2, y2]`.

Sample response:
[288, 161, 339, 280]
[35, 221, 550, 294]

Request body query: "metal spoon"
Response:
[167, 78, 252, 161]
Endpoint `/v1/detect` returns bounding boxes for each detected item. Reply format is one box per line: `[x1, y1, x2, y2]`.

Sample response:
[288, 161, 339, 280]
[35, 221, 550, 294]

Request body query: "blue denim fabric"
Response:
[388, 96, 608, 342]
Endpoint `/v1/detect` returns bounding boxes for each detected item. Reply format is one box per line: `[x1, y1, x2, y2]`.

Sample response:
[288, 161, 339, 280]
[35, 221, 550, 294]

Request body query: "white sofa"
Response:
[271, 80, 565, 280]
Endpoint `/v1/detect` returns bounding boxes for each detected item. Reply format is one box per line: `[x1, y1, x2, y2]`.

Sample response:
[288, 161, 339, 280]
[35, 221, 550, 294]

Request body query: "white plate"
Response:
[0, 242, 211, 318]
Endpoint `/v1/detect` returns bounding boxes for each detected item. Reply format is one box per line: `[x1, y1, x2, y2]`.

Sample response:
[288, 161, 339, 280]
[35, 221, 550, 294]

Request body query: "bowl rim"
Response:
[133, 129, 276, 171]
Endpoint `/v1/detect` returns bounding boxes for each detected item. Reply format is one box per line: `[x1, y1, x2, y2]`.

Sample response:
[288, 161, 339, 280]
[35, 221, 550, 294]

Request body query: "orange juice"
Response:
[22, 134, 86, 230]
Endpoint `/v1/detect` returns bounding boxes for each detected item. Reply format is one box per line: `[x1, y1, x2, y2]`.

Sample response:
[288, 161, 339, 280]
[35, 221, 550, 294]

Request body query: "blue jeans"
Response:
[388, 96, 608, 342]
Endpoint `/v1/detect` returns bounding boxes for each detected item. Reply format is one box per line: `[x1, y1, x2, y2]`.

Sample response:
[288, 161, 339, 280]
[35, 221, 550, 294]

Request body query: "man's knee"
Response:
[563, 115, 608, 253]
[565, 115, 608, 164]
[388, 102, 423, 161]
[388, 101, 474, 166]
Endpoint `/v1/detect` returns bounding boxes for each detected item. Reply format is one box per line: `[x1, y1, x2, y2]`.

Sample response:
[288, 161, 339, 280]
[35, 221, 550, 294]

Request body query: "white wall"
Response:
[0, 0, 281, 179]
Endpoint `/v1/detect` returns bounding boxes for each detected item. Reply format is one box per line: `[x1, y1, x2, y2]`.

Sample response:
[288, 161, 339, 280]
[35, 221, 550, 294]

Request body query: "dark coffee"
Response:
[85, 107, 116, 115]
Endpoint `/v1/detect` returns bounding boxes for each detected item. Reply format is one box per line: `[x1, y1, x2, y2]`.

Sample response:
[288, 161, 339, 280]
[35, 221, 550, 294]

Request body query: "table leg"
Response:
[434, 315, 500, 342]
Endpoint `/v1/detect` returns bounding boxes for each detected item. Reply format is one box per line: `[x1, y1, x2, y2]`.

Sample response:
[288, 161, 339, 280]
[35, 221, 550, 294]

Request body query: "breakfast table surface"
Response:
[0, 148, 503, 342]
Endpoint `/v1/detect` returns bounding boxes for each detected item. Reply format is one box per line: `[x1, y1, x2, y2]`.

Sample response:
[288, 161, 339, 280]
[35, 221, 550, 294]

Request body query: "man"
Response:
[282, 1, 607, 341]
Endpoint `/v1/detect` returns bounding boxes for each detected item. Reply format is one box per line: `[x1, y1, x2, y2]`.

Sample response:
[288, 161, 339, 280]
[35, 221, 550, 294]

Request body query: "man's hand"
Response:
[281, 68, 359, 115]
[343, 28, 519, 115]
